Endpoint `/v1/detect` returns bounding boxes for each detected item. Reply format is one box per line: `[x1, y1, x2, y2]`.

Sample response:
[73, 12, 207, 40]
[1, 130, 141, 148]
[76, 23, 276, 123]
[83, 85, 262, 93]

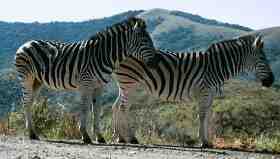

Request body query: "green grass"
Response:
[2, 79, 280, 153]
[255, 133, 280, 153]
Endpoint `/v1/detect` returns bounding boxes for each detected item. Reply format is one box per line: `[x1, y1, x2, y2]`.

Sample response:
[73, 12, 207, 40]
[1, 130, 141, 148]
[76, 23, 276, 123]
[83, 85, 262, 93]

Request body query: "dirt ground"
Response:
[0, 136, 279, 159]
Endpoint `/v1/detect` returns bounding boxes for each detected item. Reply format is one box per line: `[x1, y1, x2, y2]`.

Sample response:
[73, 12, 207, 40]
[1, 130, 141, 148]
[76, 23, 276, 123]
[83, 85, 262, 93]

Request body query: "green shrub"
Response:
[4, 80, 280, 153]
[212, 80, 280, 138]
[8, 97, 81, 140]
[255, 133, 280, 153]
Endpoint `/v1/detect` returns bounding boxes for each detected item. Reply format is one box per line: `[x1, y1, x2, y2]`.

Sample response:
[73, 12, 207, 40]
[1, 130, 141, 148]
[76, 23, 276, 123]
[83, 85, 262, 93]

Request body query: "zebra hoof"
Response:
[129, 137, 139, 144]
[117, 136, 126, 143]
[82, 135, 92, 144]
[29, 132, 40, 140]
[201, 142, 213, 149]
[97, 136, 106, 144]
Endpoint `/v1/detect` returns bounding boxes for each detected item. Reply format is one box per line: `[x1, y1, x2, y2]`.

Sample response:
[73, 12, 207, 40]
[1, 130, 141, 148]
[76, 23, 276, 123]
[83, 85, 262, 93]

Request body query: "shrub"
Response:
[3, 80, 280, 153]
[7, 97, 81, 140]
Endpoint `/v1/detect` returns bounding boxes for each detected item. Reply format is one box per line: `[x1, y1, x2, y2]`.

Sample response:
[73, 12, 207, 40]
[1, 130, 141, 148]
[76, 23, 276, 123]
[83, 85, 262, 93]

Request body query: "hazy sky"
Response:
[0, 0, 279, 29]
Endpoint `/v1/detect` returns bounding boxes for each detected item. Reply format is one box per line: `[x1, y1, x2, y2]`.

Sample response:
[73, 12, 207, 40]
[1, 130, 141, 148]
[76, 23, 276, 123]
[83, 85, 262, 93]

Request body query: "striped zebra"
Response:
[110, 34, 274, 147]
[14, 17, 159, 144]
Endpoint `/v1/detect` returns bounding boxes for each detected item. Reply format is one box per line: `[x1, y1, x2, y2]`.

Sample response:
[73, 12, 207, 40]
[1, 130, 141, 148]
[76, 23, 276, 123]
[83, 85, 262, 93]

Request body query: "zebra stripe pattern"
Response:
[110, 34, 274, 147]
[14, 17, 158, 144]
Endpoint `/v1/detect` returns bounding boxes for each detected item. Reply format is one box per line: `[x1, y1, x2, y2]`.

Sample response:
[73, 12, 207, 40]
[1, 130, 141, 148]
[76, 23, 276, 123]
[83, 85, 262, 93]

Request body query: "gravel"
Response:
[0, 136, 279, 159]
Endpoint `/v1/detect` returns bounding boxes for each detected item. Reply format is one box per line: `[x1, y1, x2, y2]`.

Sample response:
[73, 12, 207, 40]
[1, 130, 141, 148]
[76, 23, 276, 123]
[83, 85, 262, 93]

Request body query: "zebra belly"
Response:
[41, 71, 79, 90]
[142, 85, 194, 103]
[42, 79, 79, 91]
[154, 91, 194, 103]
[41, 73, 111, 91]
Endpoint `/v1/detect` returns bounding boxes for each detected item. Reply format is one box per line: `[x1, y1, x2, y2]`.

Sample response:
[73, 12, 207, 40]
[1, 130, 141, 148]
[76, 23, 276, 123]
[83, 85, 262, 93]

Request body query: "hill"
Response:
[0, 9, 280, 116]
[0, 10, 143, 70]
[0, 9, 253, 70]
[138, 9, 249, 51]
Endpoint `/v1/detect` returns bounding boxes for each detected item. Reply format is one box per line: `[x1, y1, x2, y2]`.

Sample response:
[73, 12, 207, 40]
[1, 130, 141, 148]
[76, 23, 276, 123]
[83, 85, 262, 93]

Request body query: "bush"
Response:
[7, 97, 81, 140]
[3, 80, 280, 153]
[255, 133, 280, 153]
[126, 80, 280, 152]
[212, 80, 280, 138]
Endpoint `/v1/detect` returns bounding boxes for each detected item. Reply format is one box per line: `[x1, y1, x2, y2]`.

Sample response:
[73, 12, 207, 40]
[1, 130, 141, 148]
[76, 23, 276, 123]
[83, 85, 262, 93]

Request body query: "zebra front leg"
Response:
[112, 88, 138, 144]
[22, 77, 42, 140]
[92, 99, 106, 143]
[79, 93, 92, 144]
[198, 90, 214, 148]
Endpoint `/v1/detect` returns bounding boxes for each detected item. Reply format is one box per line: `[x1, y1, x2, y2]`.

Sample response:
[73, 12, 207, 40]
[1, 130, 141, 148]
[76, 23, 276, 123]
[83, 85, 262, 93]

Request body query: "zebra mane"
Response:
[205, 34, 257, 53]
[89, 17, 146, 42]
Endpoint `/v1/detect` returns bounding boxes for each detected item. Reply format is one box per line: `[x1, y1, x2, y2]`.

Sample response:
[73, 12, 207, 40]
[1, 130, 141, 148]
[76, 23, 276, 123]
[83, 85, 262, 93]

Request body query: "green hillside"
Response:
[139, 9, 249, 51]
[0, 10, 143, 70]
[0, 9, 279, 117]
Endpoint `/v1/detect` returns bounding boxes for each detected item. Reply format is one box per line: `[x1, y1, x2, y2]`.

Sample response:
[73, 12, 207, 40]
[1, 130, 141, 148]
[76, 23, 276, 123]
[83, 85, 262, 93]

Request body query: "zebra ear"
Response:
[133, 21, 139, 30]
[254, 35, 264, 49]
[93, 39, 98, 46]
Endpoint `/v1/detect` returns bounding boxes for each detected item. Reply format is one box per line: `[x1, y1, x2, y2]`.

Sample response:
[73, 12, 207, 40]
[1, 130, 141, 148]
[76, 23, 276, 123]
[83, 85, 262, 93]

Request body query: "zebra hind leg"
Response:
[22, 76, 42, 140]
[92, 99, 106, 143]
[118, 104, 139, 144]
[198, 90, 214, 148]
[79, 91, 93, 144]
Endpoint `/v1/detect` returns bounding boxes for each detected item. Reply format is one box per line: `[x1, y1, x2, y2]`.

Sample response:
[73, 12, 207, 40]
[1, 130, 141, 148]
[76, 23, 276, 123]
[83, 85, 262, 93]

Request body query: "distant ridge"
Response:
[0, 8, 279, 116]
[169, 10, 253, 32]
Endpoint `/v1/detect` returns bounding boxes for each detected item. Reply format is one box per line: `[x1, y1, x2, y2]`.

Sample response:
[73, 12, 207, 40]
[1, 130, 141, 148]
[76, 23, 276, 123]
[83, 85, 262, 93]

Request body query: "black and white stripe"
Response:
[111, 34, 274, 147]
[14, 17, 158, 144]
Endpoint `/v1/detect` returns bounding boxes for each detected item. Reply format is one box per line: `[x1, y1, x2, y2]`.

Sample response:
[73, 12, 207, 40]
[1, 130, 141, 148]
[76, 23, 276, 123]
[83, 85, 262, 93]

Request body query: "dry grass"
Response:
[1, 80, 280, 153]
[0, 120, 16, 136]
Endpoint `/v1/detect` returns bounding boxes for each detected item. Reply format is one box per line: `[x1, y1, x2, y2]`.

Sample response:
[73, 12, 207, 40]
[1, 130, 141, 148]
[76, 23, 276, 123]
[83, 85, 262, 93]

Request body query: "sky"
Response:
[0, 0, 279, 30]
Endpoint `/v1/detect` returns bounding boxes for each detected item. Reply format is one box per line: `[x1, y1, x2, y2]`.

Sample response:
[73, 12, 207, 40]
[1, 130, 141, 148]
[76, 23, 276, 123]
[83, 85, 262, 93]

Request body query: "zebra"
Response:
[109, 34, 274, 147]
[14, 17, 160, 144]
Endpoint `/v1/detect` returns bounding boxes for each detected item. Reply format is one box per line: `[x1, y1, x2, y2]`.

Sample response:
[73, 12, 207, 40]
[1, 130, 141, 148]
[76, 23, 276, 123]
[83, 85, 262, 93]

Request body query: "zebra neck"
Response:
[109, 31, 128, 70]
[92, 31, 128, 72]
[205, 42, 249, 87]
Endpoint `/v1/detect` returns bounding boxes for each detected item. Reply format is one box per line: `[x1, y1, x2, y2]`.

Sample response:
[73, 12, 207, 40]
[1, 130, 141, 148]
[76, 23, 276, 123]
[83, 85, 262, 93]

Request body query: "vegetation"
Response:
[4, 97, 81, 139]
[0, 9, 279, 154]
[169, 10, 253, 32]
[1, 9, 280, 116]
[0, 10, 142, 70]
[128, 80, 280, 153]
[1, 80, 279, 153]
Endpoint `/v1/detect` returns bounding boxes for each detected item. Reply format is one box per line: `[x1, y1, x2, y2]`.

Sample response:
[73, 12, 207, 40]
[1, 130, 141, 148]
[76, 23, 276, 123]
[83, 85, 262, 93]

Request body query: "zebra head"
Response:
[247, 35, 274, 87]
[126, 17, 159, 68]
